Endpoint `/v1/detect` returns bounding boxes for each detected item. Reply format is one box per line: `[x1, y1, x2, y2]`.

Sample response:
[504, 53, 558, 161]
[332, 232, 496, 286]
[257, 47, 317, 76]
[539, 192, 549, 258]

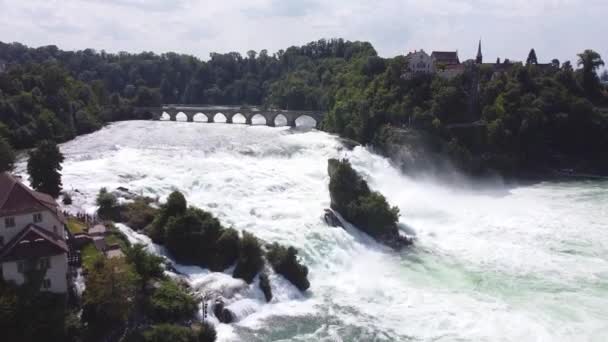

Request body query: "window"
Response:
[4, 217, 15, 228]
[42, 279, 51, 289]
[17, 260, 25, 273]
[39, 257, 51, 270]
[33, 213, 43, 223]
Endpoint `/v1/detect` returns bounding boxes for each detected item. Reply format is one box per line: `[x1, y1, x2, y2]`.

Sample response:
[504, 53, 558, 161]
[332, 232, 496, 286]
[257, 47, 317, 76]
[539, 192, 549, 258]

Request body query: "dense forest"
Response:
[1, 39, 606, 176]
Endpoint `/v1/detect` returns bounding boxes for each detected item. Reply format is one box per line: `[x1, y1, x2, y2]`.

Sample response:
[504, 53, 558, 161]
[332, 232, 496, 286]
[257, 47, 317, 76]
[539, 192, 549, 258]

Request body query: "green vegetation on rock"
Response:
[266, 243, 310, 291]
[328, 158, 411, 249]
[147, 280, 197, 323]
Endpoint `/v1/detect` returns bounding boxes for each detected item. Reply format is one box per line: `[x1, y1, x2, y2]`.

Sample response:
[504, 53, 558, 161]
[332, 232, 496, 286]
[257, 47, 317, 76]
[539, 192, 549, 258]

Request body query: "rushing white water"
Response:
[17, 120, 608, 341]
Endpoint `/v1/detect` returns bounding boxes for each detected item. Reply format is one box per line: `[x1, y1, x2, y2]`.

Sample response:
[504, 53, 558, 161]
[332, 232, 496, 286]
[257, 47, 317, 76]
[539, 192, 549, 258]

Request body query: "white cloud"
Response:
[0, 0, 605, 64]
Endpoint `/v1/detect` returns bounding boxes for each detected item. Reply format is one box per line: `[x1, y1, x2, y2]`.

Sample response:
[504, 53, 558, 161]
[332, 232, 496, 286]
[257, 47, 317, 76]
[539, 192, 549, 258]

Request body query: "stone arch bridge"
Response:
[135, 105, 326, 128]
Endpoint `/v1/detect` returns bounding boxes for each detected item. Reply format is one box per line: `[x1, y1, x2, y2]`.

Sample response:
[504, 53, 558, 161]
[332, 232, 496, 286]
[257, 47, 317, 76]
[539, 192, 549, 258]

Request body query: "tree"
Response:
[551, 59, 560, 68]
[0, 137, 15, 172]
[526, 49, 538, 65]
[96, 187, 118, 219]
[126, 244, 164, 284]
[27, 140, 64, 198]
[165, 191, 187, 217]
[82, 258, 139, 336]
[562, 60, 573, 71]
[577, 50, 605, 96]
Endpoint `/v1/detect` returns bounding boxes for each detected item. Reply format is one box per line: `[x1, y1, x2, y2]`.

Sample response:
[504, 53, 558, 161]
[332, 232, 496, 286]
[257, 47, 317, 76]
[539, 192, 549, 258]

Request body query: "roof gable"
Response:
[0, 224, 68, 261]
[0, 173, 64, 222]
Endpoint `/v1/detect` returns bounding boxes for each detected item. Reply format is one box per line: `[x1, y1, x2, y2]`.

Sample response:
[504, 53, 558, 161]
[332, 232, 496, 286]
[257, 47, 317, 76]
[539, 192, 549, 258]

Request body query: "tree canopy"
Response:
[27, 140, 64, 197]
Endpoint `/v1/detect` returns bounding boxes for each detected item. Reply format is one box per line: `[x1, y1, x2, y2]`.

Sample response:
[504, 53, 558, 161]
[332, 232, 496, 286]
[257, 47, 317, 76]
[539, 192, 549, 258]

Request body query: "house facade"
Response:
[0, 172, 69, 293]
[404, 49, 463, 79]
[403, 50, 434, 79]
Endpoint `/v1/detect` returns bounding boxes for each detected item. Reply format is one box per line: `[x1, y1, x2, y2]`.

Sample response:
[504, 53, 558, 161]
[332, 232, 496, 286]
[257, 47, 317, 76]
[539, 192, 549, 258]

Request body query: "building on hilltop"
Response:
[402, 49, 434, 79]
[0, 172, 70, 293]
[403, 49, 464, 79]
[431, 51, 460, 66]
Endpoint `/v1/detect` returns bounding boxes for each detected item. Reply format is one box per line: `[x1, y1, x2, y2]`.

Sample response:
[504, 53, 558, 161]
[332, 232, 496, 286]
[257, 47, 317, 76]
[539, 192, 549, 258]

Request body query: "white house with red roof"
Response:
[0, 172, 69, 293]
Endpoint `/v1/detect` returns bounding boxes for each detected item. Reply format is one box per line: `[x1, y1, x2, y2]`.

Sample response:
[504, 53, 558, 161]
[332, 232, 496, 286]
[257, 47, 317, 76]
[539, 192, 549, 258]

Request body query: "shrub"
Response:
[198, 321, 217, 342]
[126, 244, 164, 284]
[147, 280, 197, 323]
[142, 324, 197, 342]
[213, 228, 240, 271]
[266, 243, 310, 292]
[233, 231, 264, 283]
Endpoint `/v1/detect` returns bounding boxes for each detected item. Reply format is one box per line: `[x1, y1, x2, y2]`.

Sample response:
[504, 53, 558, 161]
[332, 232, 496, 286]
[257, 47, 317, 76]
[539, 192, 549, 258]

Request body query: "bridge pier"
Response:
[245, 117, 252, 125]
[287, 117, 296, 128]
[187, 114, 194, 122]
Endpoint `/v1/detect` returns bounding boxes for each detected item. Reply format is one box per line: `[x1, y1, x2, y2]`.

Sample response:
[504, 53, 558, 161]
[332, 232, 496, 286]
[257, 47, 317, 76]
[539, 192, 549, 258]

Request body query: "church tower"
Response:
[476, 39, 483, 64]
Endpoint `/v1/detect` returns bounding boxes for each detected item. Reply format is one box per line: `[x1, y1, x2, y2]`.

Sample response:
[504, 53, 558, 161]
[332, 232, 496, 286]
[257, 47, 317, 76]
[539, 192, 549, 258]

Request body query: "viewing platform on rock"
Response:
[134, 105, 326, 128]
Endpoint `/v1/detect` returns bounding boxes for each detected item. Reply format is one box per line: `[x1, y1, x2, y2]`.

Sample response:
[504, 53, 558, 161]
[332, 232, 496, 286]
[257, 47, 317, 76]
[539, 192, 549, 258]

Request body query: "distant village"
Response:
[402, 40, 555, 80]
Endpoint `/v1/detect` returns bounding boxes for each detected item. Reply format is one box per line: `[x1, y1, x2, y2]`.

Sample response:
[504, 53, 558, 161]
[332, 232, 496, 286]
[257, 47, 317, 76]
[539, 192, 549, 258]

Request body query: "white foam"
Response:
[17, 121, 608, 341]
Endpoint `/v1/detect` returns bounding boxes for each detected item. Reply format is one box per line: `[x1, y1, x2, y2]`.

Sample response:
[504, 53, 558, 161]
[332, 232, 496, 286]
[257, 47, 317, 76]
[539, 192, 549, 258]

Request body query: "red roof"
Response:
[431, 51, 460, 65]
[0, 172, 65, 223]
[0, 224, 68, 261]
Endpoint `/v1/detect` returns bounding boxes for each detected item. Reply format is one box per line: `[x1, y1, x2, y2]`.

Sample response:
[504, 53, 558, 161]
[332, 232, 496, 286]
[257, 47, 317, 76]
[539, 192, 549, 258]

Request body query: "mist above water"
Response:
[21, 120, 608, 341]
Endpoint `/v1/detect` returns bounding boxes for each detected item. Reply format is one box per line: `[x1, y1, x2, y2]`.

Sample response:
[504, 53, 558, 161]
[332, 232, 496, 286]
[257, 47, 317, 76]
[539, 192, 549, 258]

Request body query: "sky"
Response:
[0, 0, 606, 64]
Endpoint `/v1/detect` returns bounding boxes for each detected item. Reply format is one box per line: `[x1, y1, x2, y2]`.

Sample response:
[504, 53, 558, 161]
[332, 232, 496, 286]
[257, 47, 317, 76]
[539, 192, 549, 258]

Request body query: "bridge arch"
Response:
[213, 113, 227, 123]
[193, 113, 208, 122]
[295, 115, 319, 128]
[160, 112, 171, 121]
[272, 114, 288, 127]
[232, 113, 246, 124]
[250, 114, 267, 125]
[175, 112, 187, 122]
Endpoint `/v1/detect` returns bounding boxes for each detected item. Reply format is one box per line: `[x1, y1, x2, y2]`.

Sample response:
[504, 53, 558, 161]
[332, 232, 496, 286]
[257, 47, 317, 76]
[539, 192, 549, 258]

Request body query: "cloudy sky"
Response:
[0, 0, 606, 64]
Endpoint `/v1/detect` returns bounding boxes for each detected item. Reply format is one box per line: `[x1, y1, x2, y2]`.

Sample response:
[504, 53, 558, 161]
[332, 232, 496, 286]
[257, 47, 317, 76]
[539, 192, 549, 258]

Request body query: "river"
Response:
[17, 120, 608, 341]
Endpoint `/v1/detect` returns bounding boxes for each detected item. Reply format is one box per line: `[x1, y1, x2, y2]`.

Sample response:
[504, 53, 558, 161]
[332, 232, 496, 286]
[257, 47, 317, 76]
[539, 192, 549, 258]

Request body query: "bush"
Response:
[198, 321, 217, 342]
[165, 208, 223, 266]
[142, 324, 197, 342]
[233, 231, 264, 283]
[96, 187, 119, 220]
[258, 272, 273, 302]
[266, 243, 310, 292]
[147, 280, 197, 323]
[213, 228, 240, 271]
